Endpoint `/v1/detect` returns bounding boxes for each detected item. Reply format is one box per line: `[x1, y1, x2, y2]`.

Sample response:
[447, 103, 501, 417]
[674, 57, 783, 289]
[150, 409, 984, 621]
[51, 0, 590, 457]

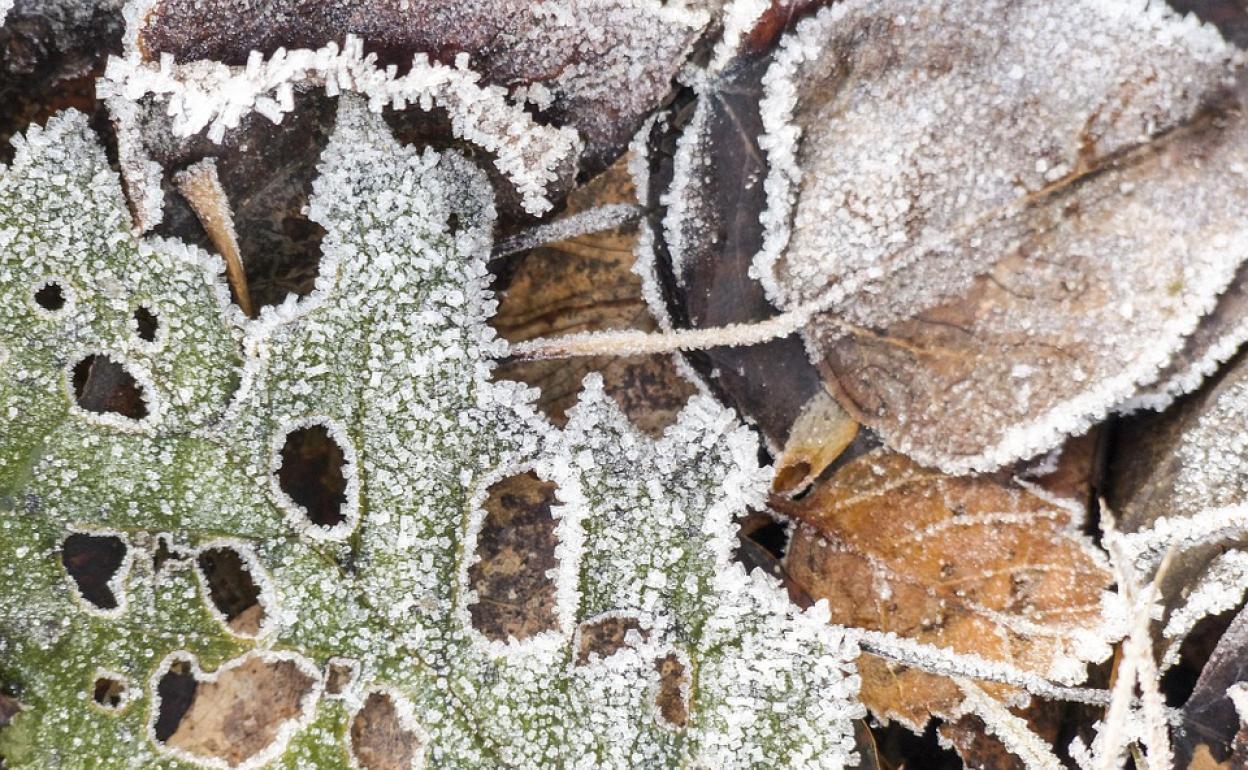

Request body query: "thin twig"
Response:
[853, 629, 1112, 706]
[175, 158, 255, 318]
[491, 203, 642, 259]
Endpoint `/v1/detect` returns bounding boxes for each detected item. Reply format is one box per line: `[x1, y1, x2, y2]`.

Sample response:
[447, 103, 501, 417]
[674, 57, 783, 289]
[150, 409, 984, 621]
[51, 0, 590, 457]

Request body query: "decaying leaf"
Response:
[648, 0, 1248, 474]
[779, 449, 1118, 733]
[100, 0, 706, 223]
[642, 36, 828, 453]
[0, 0, 122, 162]
[0, 102, 864, 768]
[131, 0, 704, 175]
[491, 154, 697, 437]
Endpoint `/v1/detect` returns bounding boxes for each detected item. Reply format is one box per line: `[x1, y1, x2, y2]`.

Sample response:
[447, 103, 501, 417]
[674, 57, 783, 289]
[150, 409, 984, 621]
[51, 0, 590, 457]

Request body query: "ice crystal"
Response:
[0, 101, 862, 768]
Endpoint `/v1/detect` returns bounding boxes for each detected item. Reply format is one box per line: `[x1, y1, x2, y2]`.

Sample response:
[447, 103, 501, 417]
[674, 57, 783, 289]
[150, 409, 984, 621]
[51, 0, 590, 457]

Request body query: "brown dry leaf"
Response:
[642, 47, 828, 453]
[491, 155, 696, 437]
[132, 0, 703, 175]
[651, 0, 1248, 475]
[466, 471, 561, 642]
[162, 654, 317, 767]
[350, 691, 424, 770]
[1108, 343, 1248, 685]
[762, 0, 1248, 475]
[778, 449, 1114, 732]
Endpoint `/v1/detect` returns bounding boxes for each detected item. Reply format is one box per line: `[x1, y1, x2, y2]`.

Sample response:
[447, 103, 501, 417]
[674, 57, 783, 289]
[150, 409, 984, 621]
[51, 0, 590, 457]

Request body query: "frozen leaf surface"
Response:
[779, 450, 1119, 733]
[654, 0, 1248, 473]
[0, 102, 862, 768]
[761, 0, 1248, 474]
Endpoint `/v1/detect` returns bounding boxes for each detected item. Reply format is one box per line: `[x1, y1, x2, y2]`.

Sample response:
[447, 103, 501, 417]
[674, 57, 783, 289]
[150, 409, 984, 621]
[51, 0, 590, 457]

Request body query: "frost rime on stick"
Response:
[0, 102, 862, 768]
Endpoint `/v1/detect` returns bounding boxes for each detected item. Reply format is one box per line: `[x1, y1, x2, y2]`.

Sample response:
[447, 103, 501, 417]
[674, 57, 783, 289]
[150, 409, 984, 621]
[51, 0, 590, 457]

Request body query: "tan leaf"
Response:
[778, 449, 1114, 731]
[772, 388, 859, 496]
[491, 155, 697, 436]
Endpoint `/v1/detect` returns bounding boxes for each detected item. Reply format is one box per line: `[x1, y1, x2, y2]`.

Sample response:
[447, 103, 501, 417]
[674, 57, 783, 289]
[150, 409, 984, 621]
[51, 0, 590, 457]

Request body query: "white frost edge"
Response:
[750, 1, 842, 309]
[955, 678, 1065, 770]
[345, 686, 428, 770]
[1116, 504, 1248, 576]
[0, 0, 12, 26]
[707, 0, 771, 74]
[100, 35, 582, 216]
[1117, 308, 1248, 414]
[28, 275, 77, 319]
[267, 415, 361, 542]
[147, 649, 324, 770]
[657, 96, 710, 294]
[628, 115, 676, 332]
[190, 538, 279, 640]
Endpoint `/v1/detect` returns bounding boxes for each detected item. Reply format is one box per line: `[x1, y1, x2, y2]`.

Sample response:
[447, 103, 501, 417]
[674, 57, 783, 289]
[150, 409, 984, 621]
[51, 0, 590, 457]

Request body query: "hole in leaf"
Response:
[153, 661, 197, 742]
[467, 471, 560, 642]
[576, 616, 647, 665]
[325, 660, 357, 696]
[654, 653, 688, 728]
[277, 425, 348, 528]
[350, 691, 423, 770]
[154, 654, 318, 766]
[196, 547, 266, 636]
[71, 355, 149, 419]
[60, 532, 127, 610]
[92, 675, 127, 709]
[33, 281, 65, 311]
[133, 306, 158, 341]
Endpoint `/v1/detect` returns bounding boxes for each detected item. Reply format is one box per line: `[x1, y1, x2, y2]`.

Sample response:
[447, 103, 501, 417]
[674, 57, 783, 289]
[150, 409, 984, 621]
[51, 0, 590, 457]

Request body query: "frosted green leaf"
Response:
[0, 100, 861, 768]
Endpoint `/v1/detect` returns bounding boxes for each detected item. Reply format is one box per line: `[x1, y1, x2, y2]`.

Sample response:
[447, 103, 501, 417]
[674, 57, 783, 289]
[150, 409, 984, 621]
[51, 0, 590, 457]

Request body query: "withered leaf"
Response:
[1108, 345, 1248, 675]
[0, 0, 122, 162]
[491, 155, 696, 436]
[131, 0, 705, 175]
[655, 0, 1248, 474]
[779, 449, 1115, 732]
[642, 48, 827, 452]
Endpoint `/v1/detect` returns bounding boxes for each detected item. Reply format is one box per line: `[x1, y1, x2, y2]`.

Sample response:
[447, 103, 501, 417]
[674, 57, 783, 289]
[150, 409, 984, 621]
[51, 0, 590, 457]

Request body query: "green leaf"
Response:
[0, 100, 861, 769]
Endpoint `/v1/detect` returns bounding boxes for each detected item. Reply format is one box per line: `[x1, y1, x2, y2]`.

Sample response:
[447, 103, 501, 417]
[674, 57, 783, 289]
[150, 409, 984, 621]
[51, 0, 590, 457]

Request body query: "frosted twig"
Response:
[492, 204, 642, 259]
[511, 292, 843, 358]
[854, 630, 1111, 706]
[175, 158, 254, 318]
[1097, 509, 1174, 770]
[956, 678, 1064, 770]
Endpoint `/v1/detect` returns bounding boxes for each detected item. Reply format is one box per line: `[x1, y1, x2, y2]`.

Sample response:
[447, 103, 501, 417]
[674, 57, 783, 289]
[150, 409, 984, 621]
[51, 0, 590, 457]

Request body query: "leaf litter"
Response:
[9, 0, 1248, 767]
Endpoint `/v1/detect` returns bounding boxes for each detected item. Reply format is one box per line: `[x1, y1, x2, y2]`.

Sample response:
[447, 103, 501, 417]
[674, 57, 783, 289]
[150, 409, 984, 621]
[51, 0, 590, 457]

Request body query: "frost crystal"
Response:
[0, 102, 861, 768]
